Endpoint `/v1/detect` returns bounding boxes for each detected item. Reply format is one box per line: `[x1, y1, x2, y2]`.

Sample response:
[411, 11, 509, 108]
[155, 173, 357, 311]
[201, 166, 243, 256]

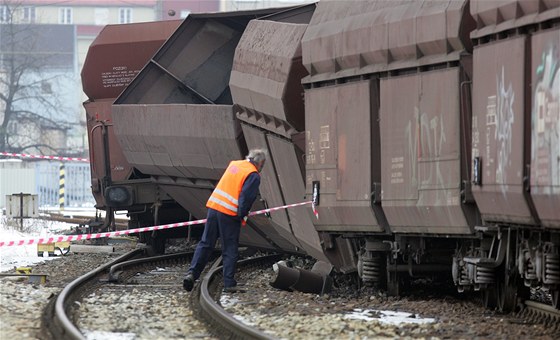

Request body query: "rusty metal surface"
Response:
[84, 99, 132, 206]
[530, 28, 560, 229]
[107, 7, 318, 256]
[119, 20, 239, 104]
[267, 134, 326, 261]
[301, 0, 472, 83]
[231, 20, 308, 132]
[81, 20, 181, 100]
[162, 180, 301, 252]
[155, 183, 293, 251]
[380, 69, 473, 234]
[240, 125, 299, 246]
[239, 125, 326, 257]
[470, 0, 560, 39]
[85, 99, 132, 182]
[81, 20, 180, 208]
[112, 104, 241, 180]
[230, 13, 325, 261]
[471, 36, 535, 225]
[111, 98, 243, 239]
[305, 80, 384, 233]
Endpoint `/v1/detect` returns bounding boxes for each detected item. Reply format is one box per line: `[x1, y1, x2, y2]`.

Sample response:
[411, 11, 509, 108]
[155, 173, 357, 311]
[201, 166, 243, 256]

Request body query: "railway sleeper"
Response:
[518, 301, 560, 332]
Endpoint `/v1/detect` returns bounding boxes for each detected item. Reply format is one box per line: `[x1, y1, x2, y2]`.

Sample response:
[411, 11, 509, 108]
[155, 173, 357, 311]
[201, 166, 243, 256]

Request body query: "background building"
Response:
[0, 0, 221, 157]
[0, 0, 220, 209]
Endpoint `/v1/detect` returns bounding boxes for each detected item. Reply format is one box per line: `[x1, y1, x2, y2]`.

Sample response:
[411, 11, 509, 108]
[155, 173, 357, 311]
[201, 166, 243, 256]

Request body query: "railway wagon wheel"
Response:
[482, 285, 498, 309]
[496, 252, 528, 313]
[481, 266, 527, 312]
[492, 228, 527, 313]
[386, 258, 409, 296]
[481, 271, 524, 312]
[387, 271, 401, 296]
[496, 270, 518, 313]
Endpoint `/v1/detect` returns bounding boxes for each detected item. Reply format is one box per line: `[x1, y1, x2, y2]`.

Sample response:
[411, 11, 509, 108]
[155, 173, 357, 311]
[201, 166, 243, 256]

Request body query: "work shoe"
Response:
[223, 286, 247, 293]
[183, 273, 194, 292]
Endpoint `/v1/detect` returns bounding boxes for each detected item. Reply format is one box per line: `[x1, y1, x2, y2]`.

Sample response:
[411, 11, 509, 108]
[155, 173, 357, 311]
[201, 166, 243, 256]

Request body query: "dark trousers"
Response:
[188, 208, 241, 288]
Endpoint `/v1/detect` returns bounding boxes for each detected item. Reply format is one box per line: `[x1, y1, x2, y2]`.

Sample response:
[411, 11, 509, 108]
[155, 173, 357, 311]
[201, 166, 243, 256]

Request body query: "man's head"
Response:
[247, 148, 267, 172]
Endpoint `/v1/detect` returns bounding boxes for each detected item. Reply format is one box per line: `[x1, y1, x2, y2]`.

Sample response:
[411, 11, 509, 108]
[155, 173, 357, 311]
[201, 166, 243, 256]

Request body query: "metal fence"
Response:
[35, 162, 94, 208]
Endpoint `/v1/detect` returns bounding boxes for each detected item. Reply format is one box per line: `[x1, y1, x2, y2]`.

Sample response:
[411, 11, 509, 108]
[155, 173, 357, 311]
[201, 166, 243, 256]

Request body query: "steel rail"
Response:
[514, 299, 560, 333]
[48, 249, 194, 339]
[107, 251, 194, 281]
[198, 254, 282, 340]
[52, 248, 144, 340]
[524, 300, 560, 323]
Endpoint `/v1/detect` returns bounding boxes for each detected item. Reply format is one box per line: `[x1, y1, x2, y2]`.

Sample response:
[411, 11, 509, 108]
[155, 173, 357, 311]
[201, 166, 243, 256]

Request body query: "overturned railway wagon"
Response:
[110, 6, 326, 257]
[82, 0, 560, 312]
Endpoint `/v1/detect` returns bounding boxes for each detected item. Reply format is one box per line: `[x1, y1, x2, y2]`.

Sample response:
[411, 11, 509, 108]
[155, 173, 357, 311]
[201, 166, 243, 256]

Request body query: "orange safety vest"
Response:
[206, 160, 259, 216]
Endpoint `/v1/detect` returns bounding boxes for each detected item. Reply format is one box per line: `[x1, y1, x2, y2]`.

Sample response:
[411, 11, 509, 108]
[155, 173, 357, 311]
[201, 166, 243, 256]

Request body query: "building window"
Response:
[22, 6, 36, 23]
[0, 6, 9, 23]
[119, 8, 132, 24]
[59, 7, 72, 24]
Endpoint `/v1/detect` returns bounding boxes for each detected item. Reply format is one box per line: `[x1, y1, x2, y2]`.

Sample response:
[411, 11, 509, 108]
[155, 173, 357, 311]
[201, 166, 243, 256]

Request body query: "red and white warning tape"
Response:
[0, 201, 313, 247]
[0, 152, 89, 163]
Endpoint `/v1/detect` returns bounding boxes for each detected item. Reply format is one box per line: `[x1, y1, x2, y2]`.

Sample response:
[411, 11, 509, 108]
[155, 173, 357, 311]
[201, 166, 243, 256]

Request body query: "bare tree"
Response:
[0, 0, 75, 155]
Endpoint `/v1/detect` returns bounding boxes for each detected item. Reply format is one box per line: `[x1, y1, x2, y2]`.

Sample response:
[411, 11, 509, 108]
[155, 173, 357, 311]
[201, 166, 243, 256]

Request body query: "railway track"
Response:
[194, 254, 282, 340]
[517, 300, 560, 332]
[41, 247, 281, 339]
[42, 248, 194, 339]
[39, 244, 559, 339]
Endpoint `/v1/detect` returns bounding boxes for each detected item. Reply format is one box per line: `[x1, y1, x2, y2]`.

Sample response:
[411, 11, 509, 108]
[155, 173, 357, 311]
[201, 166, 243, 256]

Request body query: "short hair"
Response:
[247, 148, 267, 164]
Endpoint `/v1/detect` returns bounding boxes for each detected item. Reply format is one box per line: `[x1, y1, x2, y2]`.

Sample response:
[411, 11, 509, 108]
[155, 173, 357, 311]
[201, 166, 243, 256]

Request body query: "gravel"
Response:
[76, 264, 215, 340]
[0, 242, 133, 339]
[223, 257, 558, 339]
[1, 246, 559, 340]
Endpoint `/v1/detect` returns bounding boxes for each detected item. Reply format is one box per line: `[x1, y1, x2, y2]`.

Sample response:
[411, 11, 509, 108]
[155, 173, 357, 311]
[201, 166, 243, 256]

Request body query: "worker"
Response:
[183, 149, 266, 293]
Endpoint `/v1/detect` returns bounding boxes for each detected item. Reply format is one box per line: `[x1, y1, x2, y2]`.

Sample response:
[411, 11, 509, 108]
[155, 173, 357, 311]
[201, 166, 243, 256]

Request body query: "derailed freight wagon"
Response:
[109, 5, 326, 258]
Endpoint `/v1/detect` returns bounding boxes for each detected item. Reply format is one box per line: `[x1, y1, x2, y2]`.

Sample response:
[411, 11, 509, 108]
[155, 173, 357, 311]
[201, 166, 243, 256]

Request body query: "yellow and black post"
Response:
[59, 163, 65, 211]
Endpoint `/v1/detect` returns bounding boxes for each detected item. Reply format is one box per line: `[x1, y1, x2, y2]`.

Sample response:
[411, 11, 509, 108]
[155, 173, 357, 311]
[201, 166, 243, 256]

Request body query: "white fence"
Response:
[0, 159, 94, 209]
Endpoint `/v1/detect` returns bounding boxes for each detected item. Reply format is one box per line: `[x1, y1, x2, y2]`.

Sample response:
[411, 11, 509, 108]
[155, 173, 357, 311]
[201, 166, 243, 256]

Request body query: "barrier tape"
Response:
[0, 152, 89, 163]
[0, 201, 313, 247]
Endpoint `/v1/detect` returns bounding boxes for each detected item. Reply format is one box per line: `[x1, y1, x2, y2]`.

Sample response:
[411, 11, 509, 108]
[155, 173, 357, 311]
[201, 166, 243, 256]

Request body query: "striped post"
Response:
[59, 163, 65, 211]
